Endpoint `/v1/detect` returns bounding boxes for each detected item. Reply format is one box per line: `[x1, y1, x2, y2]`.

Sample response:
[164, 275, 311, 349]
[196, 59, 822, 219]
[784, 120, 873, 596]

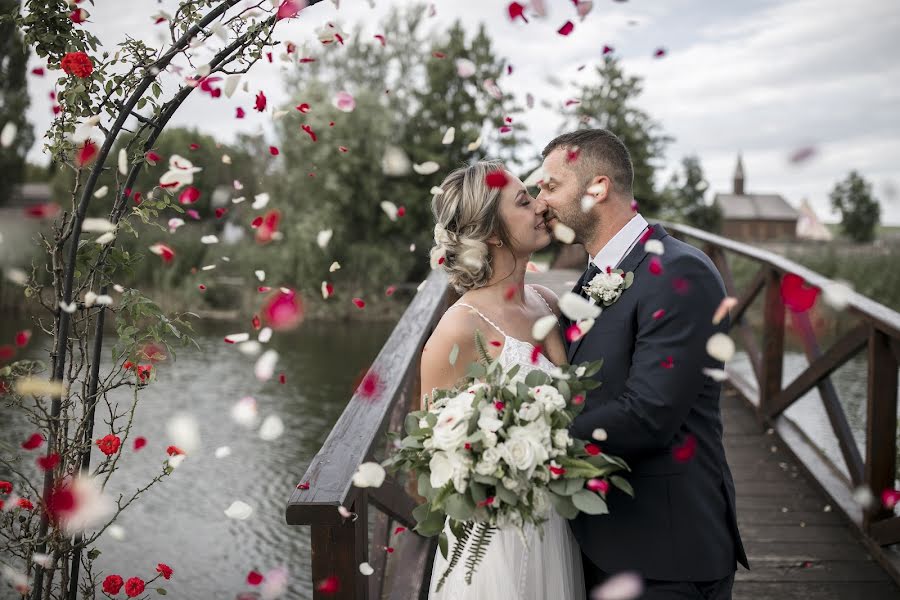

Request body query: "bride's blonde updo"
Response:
[430, 160, 511, 294]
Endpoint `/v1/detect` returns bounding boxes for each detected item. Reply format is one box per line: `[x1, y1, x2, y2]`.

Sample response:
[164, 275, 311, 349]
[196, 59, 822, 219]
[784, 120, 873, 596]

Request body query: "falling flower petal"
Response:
[591, 571, 643, 600]
[333, 90, 355, 112]
[559, 292, 602, 321]
[455, 58, 476, 78]
[442, 127, 455, 145]
[301, 124, 317, 141]
[706, 333, 735, 362]
[781, 273, 819, 312]
[352, 462, 386, 488]
[644, 239, 664, 255]
[276, 0, 307, 20]
[467, 135, 484, 152]
[702, 368, 729, 382]
[215, 446, 232, 459]
[224, 500, 253, 520]
[166, 413, 200, 455]
[532, 315, 558, 341]
[382, 145, 411, 175]
[552, 222, 575, 244]
[508, 2, 528, 22]
[381, 201, 398, 221]
[673, 434, 696, 462]
[76, 140, 99, 168]
[359, 562, 374, 576]
[259, 415, 285, 441]
[712, 296, 737, 325]
[0, 123, 17, 148]
[648, 257, 662, 275]
[413, 161, 440, 175]
[822, 280, 853, 311]
[316, 576, 340, 594]
[255, 349, 279, 381]
[558, 20, 574, 35]
[321, 281, 334, 299]
[149, 243, 175, 263]
[255, 91, 267, 112]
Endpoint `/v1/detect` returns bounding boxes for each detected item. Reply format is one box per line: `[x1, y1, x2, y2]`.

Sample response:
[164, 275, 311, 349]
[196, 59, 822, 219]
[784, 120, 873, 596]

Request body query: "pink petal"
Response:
[507, 2, 528, 22]
[178, 186, 200, 204]
[558, 21, 574, 36]
[262, 290, 304, 330]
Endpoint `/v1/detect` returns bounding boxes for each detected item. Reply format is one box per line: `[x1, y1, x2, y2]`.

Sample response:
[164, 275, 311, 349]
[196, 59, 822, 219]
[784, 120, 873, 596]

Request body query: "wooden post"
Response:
[311, 493, 369, 600]
[864, 328, 899, 532]
[760, 269, 785, 417]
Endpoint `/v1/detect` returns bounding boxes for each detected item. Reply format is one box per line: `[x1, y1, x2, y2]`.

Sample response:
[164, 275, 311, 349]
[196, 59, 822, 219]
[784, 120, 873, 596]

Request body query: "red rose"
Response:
[16, 498, 34, 511]
[124, 577, 145, 597]
[0, 481, 11, 494]
[60, 51, 93, 78]
[102, 574, 124, 595]
[96, 434, 121, 456]
[156, 563, 173, 580]
[166, 445, 184, 456]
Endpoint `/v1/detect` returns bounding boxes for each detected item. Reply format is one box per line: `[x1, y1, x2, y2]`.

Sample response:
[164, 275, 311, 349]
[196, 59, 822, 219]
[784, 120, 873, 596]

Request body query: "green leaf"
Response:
[156, 589, 167, 595]
[415, 509, 445, 537]
[624, 271, 634, 288]
[439, 532, 449, 560]
[444, 493, 474, 521]
[524, 369, 549, 387]
[469, 481, 487, 504]
[549, 477, 585, 496]
[87, 548, 101, 560]
[494, 483, 518, 507]
[412, 501, 431, 524]
[548, 492, 579, 519]
[418, 473, 433, 499]
[610, 475, 634, 498]
[572, 489, 609, 515]
[404, 414, 421, 436]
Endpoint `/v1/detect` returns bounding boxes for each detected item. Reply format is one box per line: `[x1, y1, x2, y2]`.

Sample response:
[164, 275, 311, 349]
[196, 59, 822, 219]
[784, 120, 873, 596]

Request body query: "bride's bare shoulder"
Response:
[424, 304, 482, 359]
[529, 284, 561, 317]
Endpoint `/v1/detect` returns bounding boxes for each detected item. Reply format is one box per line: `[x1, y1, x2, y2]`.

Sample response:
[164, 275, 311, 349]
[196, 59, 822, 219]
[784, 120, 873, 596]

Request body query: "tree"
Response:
[267, 5, 525, 293]
[558, 55, 672, 215]
[659, 155, 721, 232]
[830, 170, 880, 243]
[0, 0, 35, 205]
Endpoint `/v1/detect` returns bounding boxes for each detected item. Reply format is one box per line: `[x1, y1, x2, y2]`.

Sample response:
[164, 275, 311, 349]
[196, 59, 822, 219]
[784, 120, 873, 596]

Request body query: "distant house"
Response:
[714, 154, 799, 241]
[6, 182, 52, 207]
[796, 198, 834, 241]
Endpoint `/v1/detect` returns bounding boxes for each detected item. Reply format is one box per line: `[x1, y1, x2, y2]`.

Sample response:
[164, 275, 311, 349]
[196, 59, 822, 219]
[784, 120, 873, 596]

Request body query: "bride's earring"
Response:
[497, 241, 503, 247]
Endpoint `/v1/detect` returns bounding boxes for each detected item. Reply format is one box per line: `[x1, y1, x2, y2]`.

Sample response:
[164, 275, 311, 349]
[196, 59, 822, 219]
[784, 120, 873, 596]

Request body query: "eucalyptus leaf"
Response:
[548, 492, 578, 519]
[444, 493, 475, 521]
[572, 489, 609, 515]
[610, 475, 634, 498]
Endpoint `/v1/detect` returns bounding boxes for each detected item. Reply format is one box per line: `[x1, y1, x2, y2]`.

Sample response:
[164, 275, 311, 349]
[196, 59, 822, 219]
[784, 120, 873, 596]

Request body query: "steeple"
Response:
[733, 152, 745, 195]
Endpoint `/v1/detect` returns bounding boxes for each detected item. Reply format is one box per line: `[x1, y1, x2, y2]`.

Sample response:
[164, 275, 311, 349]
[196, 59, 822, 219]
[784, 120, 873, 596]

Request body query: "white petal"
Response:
[113, 284, 125, 293]
[226, 332, 251, 344]
[644, 239, 664, 255]
[580, 195, 597, 212]
[166, 453, 186, 470]
[32, 552, 52, 568]
[455, 58, 476, 78]
[413, 161, 440, 175]
[224, 500, 253, 520]
[706, 333, 735, 362]
[94, 186, 108, 198]
[522, 166, 544, 187]
[59, 476, 117, 536]
[252, 193, 270, 209]
[558, 292, 602, 321]
[852, 485, 875, 510]
[201, 235, 219, 244]
[592, 428, 607, 441]
[430, 186, 444, 195]
[231, 397, 258, 427]
[552, 222, 575, 244]
[214, 446, 232, 459]
[254, 270, 266, 282]
[94, 294, 113, 306]
[702, 368, 729, 382]
[1, 122, 17, 148]
[338, 505, 353, 519]
[591, 570, 643, 600]
[258, 327, 273, 343]
[59, 301, 77, 313]
[118, 149, 128, 175]
[255, 349, 279, 381]
[321, 281, 332, 299]
[382, 145, 411, 176]
[466, 135, 483, 152]
[359, 562, 374, 576]
[823, 280, 853, 311]
[166, 413, 201, 454]
[107, 524, 126, 541]
[83, 218, 116, 232]
[380, 201, 398, 221]
[532, 314, 558, 341]
[222, 154, 232, 164]
[352, 462, 386, 488]
[168, 218, 185, 231]
[317, 229, 333, 248]
[259, 415, 285, 441]
[238, 340, 262, 356]
[329, 261, 341, 272]
[201, 264, 216, 271]
[95, 232, 116, 245]
[441, 127, 455, 145]
[224, 74, 241, 98]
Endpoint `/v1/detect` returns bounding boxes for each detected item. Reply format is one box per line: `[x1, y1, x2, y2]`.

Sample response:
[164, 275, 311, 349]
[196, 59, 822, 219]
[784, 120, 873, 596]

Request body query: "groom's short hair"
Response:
[542, 129, 634, 196]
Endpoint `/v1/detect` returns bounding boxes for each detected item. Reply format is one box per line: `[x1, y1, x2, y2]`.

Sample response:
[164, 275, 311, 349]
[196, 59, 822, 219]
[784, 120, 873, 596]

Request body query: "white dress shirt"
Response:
[590, 213, 650, 272]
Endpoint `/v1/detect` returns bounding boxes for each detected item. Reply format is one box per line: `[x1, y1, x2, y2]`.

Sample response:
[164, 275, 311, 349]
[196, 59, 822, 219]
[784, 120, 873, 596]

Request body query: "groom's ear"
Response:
[587, 175, 611, 203]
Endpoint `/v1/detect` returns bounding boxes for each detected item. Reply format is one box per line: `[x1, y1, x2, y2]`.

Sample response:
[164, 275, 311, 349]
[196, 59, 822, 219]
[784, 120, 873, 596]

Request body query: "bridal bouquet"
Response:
[382, 333, 632, 590]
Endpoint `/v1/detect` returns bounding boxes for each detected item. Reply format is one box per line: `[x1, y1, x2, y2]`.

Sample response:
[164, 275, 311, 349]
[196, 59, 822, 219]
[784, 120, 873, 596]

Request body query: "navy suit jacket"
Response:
[565, 224, 749, 581]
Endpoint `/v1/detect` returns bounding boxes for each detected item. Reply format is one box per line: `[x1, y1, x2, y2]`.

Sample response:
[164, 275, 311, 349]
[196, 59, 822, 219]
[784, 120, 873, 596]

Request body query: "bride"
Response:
[420, 160, 585, 599]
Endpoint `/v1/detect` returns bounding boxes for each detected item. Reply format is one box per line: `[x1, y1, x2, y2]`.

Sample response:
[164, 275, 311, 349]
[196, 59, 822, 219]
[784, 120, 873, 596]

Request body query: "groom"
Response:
[537, 129, 749, 599]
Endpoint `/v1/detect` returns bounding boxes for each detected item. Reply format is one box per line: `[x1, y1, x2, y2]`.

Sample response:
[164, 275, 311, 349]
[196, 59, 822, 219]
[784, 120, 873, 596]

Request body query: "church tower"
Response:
[733, 152, 745, 195]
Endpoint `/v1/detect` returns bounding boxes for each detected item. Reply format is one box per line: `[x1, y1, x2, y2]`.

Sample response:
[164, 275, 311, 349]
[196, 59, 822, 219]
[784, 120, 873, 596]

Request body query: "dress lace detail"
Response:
[429, 289, 584, 600]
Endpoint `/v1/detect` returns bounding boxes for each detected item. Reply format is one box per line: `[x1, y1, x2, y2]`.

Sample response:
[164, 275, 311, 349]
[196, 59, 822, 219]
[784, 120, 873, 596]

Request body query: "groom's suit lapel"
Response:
[566, 223, 670, 364]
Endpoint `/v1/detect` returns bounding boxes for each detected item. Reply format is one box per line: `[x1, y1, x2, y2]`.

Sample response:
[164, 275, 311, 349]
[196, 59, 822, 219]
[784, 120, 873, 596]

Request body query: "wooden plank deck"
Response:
[526, 269, 900, 598]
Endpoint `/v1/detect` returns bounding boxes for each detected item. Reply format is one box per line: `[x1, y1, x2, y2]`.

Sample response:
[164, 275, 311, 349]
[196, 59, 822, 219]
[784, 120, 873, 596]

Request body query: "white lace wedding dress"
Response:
[427, 292, 585, 600]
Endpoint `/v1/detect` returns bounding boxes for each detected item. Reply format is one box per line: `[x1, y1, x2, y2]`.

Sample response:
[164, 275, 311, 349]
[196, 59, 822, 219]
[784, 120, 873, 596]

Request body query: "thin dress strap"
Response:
[527, 284, 555, 316]
[449, 303, 509, 338]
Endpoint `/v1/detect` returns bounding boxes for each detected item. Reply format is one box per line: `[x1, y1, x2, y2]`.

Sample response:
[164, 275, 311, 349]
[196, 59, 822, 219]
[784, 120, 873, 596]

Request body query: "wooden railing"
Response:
[285, 269, 452, 600]
[665, 222, 900, 579]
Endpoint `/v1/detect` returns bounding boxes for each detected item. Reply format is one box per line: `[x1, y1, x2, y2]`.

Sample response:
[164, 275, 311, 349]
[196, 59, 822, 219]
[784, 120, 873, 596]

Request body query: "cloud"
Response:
[22, 0, 900, 223]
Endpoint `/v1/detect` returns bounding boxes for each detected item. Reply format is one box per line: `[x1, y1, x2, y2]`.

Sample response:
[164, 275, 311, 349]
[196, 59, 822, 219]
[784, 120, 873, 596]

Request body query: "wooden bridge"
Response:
[286, 223, 900, 599]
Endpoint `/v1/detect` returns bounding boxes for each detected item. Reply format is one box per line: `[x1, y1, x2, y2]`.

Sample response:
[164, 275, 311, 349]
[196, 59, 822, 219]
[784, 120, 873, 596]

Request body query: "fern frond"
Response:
[473, 329, 492, 365]
[435, 521, 474, 592]
[464, 522, 496, 585]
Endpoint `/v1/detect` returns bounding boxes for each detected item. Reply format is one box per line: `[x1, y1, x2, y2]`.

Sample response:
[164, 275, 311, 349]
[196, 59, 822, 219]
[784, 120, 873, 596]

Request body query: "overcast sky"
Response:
[23, 0, 900, 224]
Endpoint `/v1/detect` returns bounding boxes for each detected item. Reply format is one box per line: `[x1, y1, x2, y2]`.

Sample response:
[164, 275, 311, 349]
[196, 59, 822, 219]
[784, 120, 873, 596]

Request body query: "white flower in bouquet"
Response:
[553, 429, 573, 449]
[502, 476, 521, 491]
[432, 405, 471, 451]
[477, 405, 503, 432]
[501, 435, 538, 473]
[429, 450, 471, 493]
[517, 401, 542, 422]
[483, 430, 498, 448]
[549, 460, 565, 479]
[475, 447, 502, 476]
[533, 466, 550, 484]
[531, 385, 567, 413]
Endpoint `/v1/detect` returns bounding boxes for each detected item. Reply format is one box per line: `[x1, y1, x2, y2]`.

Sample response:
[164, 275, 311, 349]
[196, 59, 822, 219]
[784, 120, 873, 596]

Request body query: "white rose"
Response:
[532, 386, 566, 413]
[445, 391, 476, 416]
[501, 437, 537, 472]
[429, 451, 454, 489]
[418, 417, 429, 429]
[502, 476, 520, 491]
[483, 430, 498, 448]
[431, 405, 469, 451]
[606, 272, 624, 288]
[478, 405, 503, 432]
[475, 447, 501, 475]
[553, 429, 572, 449]
[517, 402, 541, 422]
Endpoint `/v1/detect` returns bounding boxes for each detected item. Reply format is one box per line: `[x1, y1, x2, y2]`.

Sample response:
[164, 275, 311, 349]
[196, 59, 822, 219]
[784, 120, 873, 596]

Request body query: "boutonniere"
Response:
[583, 268, 634, 307]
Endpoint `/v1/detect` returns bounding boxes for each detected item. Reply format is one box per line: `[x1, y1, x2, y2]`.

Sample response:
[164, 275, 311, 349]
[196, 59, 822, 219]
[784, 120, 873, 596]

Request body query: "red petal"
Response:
[22, 433, 44, 450]
[485, 169, 509, 188]
[235, 107, 245, 119]
[296, 103, 310, 113]
[530, 344, 542, 364]
[316, 576, 341, 594]
[648, 256, 663, 275]
[654, 47, 667, 58]
[507, 2, 528, 22]
[247, 571, 264, 586]
[374, 34, 386, 46]
[584, 443, 601, 456]
[673, 434, 697, 462]
[189, 143, 200, 150]
[37, 453, 60, 471]
[565, 323, 583, 342]
[262, 289, 304, 330]
[255, 91, 267, 112]
[602, 45, 614, 55]
[15, 330, 32, 347]
[651, 309, 665, 320]
[76, 140, 99, 168]
[394, 526, 406, 534]
[133, 437, 147, 451]
[385, 285, 396, 296]
[301, 124, 318, 141]
[558, 21, 574, 36]
[352, 298, 366, 309]
[780, 273, 819, 313]
[269, 146, 280, 156]
[660, 356, 674, 369]
[178, 186, 200, 204]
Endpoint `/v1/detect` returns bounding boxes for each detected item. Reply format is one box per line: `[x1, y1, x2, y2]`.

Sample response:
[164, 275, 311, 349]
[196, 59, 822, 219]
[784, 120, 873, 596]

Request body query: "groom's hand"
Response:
[569, 253, 726, 457]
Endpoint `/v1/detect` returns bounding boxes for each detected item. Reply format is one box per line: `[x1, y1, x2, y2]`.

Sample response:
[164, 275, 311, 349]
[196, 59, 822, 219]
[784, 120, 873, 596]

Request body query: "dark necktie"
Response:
[572, 262, 602, 299]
